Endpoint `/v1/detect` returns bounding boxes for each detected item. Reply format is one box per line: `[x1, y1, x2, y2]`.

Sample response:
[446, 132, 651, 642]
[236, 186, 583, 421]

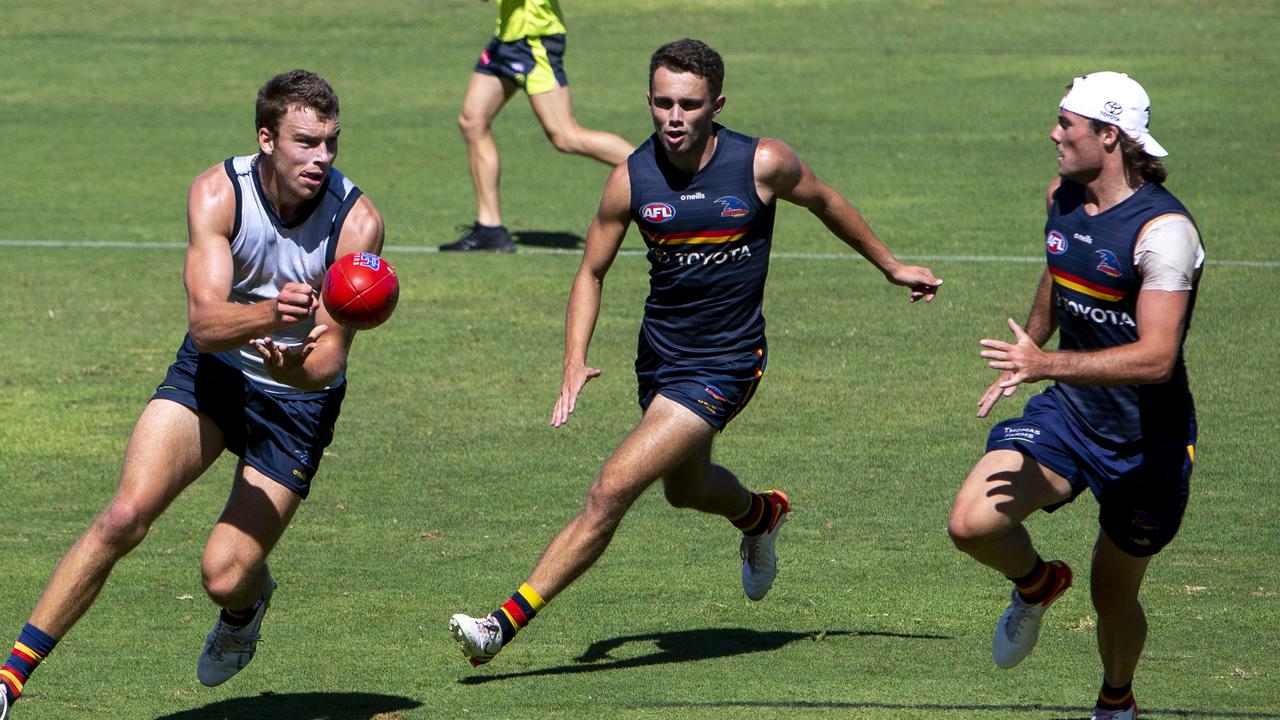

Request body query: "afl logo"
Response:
[641, 202, 676, 224]
[1046, 230, 1068, 255]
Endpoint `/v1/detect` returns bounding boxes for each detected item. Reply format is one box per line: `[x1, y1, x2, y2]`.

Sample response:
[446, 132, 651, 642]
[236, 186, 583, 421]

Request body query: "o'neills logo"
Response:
[640, 202, 675, 223]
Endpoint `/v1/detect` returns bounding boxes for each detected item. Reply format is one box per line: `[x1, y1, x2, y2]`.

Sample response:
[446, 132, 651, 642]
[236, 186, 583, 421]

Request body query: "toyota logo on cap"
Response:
[1104, 101, 1123, 115]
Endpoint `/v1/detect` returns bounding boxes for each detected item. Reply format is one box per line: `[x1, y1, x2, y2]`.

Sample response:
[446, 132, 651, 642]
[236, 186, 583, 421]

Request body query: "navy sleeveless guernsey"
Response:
[1043, 180, 1200, 445]
[627, 125, 776, 361]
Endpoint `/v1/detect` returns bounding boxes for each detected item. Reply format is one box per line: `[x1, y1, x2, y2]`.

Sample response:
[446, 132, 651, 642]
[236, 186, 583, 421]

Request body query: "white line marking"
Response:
[0, 239, 1274, 268]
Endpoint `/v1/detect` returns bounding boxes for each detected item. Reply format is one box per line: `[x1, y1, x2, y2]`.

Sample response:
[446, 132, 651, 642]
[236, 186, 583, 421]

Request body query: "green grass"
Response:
[2, 1, 1278, 718]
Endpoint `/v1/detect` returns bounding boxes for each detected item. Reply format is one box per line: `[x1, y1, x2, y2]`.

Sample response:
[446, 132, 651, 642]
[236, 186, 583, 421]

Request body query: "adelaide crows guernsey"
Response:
[1043, 180, 1199, 445]
[628, 125, 776, 361]
[218, 154, 363, 393]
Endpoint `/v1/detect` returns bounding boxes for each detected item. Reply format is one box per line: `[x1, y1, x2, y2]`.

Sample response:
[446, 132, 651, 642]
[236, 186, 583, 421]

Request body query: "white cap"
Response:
[1060, 71, 1167, 157]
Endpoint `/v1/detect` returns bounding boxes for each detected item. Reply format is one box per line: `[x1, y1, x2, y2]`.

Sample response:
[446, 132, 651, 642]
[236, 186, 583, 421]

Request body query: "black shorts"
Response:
[987, 390, 1196, 557]
[152, 336, 345, 498]
[474, 34, 567, 95]
[635, 335, 766, 431]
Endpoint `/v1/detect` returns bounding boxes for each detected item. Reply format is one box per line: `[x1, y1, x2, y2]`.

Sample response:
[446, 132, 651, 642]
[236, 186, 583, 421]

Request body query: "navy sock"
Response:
[1, 624, 58, 701]
[1098, 679, 1134, 710]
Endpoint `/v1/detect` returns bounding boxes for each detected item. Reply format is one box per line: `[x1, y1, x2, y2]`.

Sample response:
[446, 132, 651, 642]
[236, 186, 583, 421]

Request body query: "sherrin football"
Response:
[321, 252, 399, 329]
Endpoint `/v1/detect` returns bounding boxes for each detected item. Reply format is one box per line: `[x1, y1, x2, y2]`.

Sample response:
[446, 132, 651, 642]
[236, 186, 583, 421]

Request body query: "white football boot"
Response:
[1091, 703, 1138, 720]
[992, 560, 1072, 668]
[449, 614, 505, 667]
[197, 578, 276, 686]
[740, 489, 791, 601]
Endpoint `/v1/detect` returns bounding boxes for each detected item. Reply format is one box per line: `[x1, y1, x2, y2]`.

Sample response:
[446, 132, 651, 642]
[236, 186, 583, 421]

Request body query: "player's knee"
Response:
[582, 478, 637, 528]
[1091, 584, 1143, 618]
[457, 111, 488, 140]
[200, 562, 254, 607]
[662, 481, 703, 509]
[947, 510, 991, 553]
[582, 486, 624, 524]
[544, 127, 581, 154]
[91, 502, 151, 553]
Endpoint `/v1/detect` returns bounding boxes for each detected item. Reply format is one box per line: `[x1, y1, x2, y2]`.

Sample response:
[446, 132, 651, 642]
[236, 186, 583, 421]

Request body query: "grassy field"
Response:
[1, 1, 1278, 718]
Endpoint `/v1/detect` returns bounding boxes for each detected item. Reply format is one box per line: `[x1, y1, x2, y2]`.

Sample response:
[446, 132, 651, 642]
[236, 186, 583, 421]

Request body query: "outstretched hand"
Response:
[550, 364, 602, 428]
[251, 324, 329, 382]
[979, 317, 1049, 396]
[976, 371, 1019, 418]
[887, 264, 942, 303]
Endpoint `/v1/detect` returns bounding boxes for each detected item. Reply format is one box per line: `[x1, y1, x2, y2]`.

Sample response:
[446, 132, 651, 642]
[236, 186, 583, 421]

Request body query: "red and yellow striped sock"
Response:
[733, 491, 789, 537]
[1010, 557, 1054, 603]
[1, 624, 58, 704]
[490, 583, 546, 646]
[731, 493, 767, 534]
[1097, 680, 1135, 710]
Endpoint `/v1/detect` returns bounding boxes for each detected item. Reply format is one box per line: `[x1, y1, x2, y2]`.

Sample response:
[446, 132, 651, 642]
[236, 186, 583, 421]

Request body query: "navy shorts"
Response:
[987, 390, 1196, 557]
[152, 336, 345, 499]
[635, 335, 766, 431]
[474, 34, 567, 94]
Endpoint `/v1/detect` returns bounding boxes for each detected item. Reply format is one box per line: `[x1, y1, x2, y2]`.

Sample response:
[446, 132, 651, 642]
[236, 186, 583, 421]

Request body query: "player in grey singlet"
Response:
[0, 70, 386, 714]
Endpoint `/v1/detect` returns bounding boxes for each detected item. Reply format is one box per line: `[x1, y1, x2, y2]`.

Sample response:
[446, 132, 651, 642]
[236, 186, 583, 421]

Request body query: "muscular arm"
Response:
[185, 162, 386, 390]
[977, 269, 1058, 417]
[550, 163, 632, 427]
[976, 180, 1063, 417]
[755, 138, 941, 301]
[1022, 180, 1064, 347]
[980, 179, 1190, 409]
[184, 165, 295, 352]
[1023, 268, 1058, 346]
[983, 289, 1188, 387]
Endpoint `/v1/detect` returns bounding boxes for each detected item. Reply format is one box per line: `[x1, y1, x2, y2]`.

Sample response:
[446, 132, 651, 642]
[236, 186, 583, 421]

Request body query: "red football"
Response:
[322, 252, 400, 329]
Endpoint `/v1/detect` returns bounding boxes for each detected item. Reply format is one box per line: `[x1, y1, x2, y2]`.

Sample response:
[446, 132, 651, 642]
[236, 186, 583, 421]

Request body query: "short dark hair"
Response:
[255, 69, 339, 136]
[649, 39, 724, 98]
[1088, 118, 1168, 184]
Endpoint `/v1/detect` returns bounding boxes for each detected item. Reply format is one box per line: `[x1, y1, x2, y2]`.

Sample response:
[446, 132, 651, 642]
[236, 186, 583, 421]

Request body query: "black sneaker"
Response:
[440, 223, 516, 253]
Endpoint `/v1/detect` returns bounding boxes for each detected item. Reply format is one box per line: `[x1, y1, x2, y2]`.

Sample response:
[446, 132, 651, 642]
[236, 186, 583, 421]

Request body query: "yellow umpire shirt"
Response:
[495, 0, 567, 40]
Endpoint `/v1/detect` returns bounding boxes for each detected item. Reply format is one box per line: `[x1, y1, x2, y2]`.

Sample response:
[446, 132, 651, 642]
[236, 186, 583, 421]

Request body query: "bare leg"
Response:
[661, 436, 751, 518]
[525, 395, 717, 601]
[1091, 530, 1152, 687]
[528, 85, 633, 165]
[28, 400, 224, 638]
[200, 461, 302, 610]
[948, 449, 1074, 577]
[458, 72, 517, 227]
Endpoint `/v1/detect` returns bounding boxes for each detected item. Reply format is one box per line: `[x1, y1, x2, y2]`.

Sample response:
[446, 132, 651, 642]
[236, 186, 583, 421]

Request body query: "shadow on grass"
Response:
[512, 231, 584, 249]
[459, 627, 949, 684]
[636, 700, 1280, 719]
[152, 691, 421, 720]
